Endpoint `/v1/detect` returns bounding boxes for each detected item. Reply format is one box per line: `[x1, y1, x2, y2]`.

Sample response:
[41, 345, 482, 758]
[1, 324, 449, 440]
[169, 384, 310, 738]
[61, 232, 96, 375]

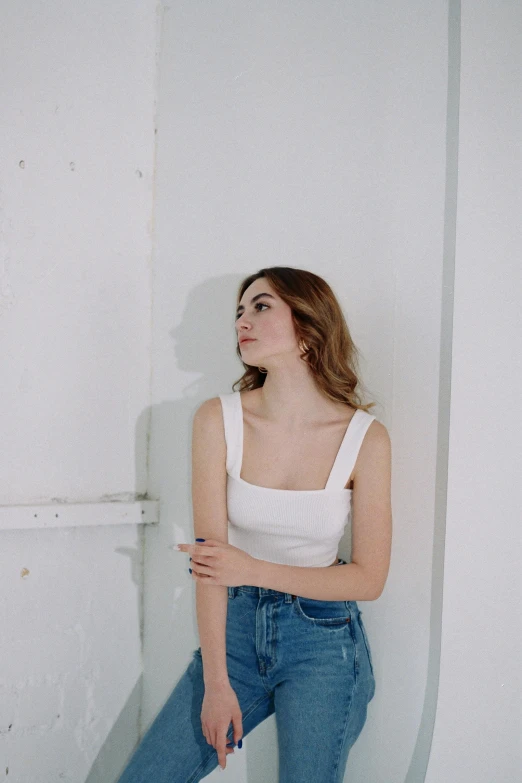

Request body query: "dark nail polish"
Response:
[188, 568, 192, 573]
[238, 739, 242, 748]
[196, 538, 206, 542]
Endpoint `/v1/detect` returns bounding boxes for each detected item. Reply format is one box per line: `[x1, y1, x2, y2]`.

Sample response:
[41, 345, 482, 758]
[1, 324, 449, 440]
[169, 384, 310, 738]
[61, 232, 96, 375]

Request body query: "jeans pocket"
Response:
[294, 596, 352, 627]
[357, 610, 375, 677]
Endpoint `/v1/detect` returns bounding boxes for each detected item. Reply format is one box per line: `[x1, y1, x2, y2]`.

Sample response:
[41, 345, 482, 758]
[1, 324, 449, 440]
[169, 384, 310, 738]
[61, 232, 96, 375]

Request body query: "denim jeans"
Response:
[116, 559, 375, 783]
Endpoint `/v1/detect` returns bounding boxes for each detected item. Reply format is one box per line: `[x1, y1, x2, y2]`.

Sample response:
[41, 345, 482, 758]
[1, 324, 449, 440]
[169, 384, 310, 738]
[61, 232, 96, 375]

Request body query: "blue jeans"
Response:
[117, 559, 375, 782]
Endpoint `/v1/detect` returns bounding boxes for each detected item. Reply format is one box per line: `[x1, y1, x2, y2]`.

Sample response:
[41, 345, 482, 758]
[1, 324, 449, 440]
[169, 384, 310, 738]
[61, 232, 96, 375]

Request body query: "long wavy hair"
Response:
[231, 266, 377, 413]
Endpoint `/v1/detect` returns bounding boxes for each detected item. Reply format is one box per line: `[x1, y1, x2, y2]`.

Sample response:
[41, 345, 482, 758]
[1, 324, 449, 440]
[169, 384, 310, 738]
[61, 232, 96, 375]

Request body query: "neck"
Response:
[256, 367, 334, 426]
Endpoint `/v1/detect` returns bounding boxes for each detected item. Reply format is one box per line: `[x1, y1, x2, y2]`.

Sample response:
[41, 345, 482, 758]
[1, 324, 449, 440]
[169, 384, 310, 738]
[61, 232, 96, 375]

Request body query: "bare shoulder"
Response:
[365, 416, 390, 444]
[354, 417, 392, 482]
[192, 396, 226, 470]
[360, 416, 391, 455]
[193, 395, 224, 425]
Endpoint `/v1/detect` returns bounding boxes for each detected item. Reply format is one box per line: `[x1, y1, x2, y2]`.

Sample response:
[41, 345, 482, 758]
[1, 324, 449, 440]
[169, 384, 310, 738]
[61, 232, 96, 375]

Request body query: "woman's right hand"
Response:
[201, 682, 243, 771]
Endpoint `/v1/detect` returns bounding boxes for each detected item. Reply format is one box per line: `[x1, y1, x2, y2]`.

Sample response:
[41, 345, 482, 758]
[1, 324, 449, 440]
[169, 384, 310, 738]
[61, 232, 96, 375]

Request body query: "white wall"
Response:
[1, 2, 519, 782]
[424, 1, 522, 780]
[0, 1, 158, 781]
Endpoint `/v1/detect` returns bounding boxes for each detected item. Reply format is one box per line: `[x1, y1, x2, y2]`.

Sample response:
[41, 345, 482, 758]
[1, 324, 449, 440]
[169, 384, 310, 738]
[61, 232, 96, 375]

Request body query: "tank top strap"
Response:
[218, 392, 243, 477]
[324, 409, 377, 490]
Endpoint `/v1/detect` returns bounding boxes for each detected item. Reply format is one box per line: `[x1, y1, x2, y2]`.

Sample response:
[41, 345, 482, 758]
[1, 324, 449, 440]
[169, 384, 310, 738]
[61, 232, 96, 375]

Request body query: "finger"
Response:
[233, 713, 243, 747]
[218, 724, 230, 768]
[217, 742, 233, 756]
[191, 553, 212, 565]
[203, 722, 212, 746]
[191, 559, 213, 573]
[192, 560, 215, 578]
[211, 729, 222, 767]
[193, 572, 215, 584]
[193, 547, 216, 560]
[217, 740, 226, 770]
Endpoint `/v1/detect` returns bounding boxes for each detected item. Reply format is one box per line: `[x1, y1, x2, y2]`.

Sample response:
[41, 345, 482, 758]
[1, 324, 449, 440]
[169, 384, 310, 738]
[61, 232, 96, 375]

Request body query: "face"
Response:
[235, 278, 299, 366]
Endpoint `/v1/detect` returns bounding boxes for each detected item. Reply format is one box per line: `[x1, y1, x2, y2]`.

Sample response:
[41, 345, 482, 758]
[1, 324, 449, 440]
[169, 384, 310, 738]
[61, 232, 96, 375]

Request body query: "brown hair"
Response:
[232, 266, 377, 413]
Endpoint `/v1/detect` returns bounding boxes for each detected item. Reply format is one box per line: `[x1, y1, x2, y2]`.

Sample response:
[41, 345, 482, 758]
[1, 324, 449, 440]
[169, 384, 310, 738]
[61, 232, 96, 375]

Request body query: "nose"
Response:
[236, 314, 251, 332]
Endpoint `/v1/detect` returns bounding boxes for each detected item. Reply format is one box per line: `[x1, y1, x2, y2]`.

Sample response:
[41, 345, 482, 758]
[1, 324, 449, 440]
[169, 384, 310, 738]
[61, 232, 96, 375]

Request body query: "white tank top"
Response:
[219, 391, 376, 568]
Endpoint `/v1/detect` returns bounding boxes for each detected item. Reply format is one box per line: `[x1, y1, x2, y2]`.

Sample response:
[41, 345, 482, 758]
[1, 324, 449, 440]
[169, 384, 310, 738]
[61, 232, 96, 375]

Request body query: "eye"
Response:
[235, 302, 269, 320]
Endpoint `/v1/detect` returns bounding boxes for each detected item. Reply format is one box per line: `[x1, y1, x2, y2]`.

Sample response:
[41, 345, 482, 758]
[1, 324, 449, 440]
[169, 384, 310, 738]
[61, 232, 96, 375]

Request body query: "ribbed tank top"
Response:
[219, 391, 376, 568]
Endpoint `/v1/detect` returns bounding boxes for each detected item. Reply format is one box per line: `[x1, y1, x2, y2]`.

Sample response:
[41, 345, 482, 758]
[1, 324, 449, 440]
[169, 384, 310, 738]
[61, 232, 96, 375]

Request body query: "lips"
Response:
[239, 338, 256, 345]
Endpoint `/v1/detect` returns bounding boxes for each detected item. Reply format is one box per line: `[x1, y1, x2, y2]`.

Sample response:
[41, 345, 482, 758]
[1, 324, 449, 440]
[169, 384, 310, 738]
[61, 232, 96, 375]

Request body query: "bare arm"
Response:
[191, 397, 230, 687]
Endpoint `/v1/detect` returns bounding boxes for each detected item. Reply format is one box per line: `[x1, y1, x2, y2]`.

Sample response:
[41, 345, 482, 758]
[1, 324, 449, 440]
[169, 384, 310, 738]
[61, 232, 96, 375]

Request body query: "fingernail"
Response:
[189, 568, 192, 574]
[170, 544, 181, 550]
[238, 739, 242, 748]
[196, 538, 206, 542]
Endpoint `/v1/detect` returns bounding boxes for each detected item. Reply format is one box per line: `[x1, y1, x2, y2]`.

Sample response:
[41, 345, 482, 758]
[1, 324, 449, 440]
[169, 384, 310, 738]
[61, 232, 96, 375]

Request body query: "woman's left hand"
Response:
[174, 539, 260, 587]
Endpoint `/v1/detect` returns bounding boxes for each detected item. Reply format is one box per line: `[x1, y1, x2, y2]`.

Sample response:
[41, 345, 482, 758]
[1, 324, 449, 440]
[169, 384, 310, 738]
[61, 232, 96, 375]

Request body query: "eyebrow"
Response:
[236, 292, 276, 316]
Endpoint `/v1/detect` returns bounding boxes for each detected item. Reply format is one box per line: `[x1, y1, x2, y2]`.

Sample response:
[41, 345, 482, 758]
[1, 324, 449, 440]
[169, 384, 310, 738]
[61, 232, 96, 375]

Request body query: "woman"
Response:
[117, 266, 392, 782]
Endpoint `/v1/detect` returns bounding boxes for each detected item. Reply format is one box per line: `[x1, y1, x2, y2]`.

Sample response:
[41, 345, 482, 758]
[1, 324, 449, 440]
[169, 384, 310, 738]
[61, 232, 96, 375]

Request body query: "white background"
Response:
[0, 2, 519, 781]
